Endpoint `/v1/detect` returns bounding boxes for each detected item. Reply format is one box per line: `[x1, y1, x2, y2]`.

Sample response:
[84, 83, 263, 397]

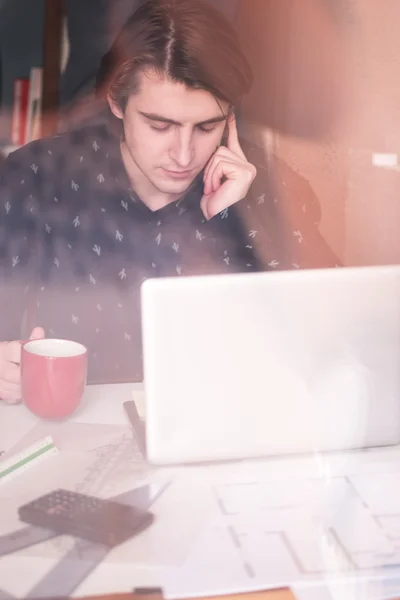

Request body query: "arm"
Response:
[0, 149, 44, 402]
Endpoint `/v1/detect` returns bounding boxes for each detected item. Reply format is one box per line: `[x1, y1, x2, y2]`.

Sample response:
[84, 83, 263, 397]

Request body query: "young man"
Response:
[0, 0, 337, 402]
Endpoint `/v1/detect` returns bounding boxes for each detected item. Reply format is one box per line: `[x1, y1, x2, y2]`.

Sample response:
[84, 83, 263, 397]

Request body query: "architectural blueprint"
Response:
[160, 445, 400, 599]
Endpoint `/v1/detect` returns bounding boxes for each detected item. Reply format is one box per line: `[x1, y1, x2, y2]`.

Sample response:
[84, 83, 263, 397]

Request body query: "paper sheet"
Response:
[0, 421, 209, 568]
[294, 575, 400, 600]
[159, 446, 400, 599]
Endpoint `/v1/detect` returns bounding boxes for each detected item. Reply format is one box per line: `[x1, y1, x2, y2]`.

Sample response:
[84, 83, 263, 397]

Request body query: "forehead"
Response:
[129, 69, 229, 122]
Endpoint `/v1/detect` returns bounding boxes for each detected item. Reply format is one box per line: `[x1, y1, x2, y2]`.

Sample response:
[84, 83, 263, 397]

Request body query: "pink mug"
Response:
[21, 339, 88, 419]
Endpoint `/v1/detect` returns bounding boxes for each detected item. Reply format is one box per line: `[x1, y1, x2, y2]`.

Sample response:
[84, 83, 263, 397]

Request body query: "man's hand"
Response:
[201, 116, 257, 220]
[0, 327, 45, 404]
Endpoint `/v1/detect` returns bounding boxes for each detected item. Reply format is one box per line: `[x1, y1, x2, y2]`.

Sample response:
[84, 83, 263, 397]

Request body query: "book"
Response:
[10, 77, 30, 146]
[25, 67, 43, 143]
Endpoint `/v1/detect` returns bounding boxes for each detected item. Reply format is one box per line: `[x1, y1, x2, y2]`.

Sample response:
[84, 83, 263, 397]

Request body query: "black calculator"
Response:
[18, 489, 154, 547]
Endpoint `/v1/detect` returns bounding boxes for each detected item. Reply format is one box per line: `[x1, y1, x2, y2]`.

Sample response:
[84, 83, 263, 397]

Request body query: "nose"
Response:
[169, 129, 193, 169]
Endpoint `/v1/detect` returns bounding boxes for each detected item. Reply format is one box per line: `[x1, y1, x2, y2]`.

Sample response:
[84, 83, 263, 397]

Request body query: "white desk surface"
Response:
[0, 382, 145, 455]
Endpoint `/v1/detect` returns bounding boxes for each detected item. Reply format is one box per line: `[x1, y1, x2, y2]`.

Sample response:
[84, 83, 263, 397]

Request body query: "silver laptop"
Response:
[141, 265, 400, 465]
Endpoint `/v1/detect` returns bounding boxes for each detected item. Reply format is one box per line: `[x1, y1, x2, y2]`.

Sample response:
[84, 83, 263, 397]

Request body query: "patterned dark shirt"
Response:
[0, 123, 338, 383]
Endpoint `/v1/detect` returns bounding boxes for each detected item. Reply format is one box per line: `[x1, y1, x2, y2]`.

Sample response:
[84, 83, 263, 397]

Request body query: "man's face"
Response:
[109, 70, 230, 197]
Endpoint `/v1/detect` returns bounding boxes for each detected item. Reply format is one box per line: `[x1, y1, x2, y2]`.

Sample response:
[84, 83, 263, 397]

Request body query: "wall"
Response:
[343, 0, 400, 266]
[237, 0, 353, 263]
[238, 0, 400, 266]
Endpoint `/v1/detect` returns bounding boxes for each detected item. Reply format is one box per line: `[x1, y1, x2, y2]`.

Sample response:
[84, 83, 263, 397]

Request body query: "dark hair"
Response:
[97, 0, 252, 111]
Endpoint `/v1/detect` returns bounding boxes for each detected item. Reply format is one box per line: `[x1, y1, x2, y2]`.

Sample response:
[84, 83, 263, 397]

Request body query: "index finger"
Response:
[0, 361, 21, 385]
[227, 115, 246, 159]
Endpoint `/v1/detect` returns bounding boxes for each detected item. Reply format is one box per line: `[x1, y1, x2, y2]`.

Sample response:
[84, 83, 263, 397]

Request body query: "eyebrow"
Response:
[138, 111, 227, 126]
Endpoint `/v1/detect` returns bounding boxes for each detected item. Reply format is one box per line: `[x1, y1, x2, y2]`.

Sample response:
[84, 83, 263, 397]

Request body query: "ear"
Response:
[107, 93, 124, 120]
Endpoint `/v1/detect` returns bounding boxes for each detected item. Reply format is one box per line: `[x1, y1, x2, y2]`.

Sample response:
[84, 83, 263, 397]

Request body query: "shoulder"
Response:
[269, 154, 321, 225]
[237, 137, 339, 269]
[240, 137, 321, 224]
[0, 123, 118, 213]
[241, 137, 313, 194]
[1, 122, 114, 177]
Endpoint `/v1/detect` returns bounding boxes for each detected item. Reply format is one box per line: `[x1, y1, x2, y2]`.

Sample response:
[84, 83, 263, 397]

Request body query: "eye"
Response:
[198, 124, 217, 134]
[150, 124, 171, 132]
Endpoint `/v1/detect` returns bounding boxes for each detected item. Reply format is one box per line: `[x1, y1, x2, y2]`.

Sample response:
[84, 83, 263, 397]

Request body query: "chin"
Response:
[155, 177, 195, 195]
[165, 183, 192, 194]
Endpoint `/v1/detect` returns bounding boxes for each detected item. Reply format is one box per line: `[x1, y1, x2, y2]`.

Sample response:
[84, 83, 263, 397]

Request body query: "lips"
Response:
[162, 168, 192, 179]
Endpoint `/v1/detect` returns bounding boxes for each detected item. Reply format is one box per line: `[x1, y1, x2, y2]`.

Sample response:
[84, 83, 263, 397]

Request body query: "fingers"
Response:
[0, 328, 44, 404]
[203, 146, 247, 195]
[1, 327, 45, 365]
[0, 360, 21, 385]
[0, 352, 21, 403]
[202, 138, 256, 220]
[0, 343, 22, 402]
[0, 378, 22, 404]
[203, 150, 218, 195]
[200, 195, 210, 221]
[227, 116, 246, 160]
[206, 153, 256, 196]
[3, 340, 22, 365]
[202, 160, 257, 220]
[30, 327, 45, 340]
[208, 157, 237, 195]
[203, 183, 237, 219]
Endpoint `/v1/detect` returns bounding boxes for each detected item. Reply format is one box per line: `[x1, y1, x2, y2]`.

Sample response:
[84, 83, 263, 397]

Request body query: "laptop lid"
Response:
[141, 265, 400, 465]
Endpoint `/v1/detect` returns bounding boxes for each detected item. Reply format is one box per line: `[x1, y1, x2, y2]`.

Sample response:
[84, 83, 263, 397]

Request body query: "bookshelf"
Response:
[4, 0, 64, 154]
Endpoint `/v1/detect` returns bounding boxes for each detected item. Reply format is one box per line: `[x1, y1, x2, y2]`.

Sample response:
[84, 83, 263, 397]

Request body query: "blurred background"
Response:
[0, 0, 399, 269]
